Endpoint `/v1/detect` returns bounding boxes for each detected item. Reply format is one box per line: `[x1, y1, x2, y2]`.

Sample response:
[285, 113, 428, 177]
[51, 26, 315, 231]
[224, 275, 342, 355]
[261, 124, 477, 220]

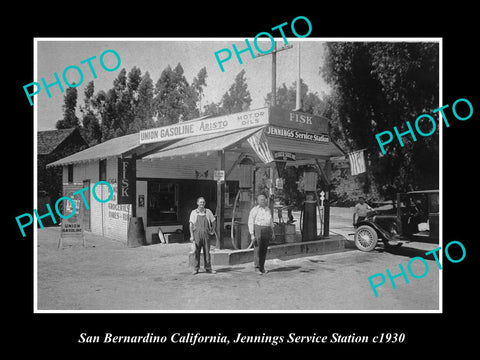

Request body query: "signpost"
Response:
[214, 170, 225, 183]
[58, 183, 85, 249]
[319, 190, 325, 237]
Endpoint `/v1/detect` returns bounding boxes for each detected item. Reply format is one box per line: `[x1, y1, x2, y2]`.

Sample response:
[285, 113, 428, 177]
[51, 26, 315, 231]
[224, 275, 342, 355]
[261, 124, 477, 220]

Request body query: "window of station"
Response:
[147, 181, 178, 225]
[67, 164, 74, 183]
[429, 193, 439, 213]
[225, 181, 239, 207]
[99, 159, 107, 181]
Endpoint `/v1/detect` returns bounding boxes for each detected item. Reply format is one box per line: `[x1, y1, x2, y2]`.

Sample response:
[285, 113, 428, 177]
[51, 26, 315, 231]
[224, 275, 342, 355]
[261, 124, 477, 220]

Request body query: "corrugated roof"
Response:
[38, 128, 78, 155]
[143, 126, 265, 160]
[47, 126, 263, 167]
[46, 114, 226, 167]
[47, 132, 143, 167]
[266, 136, 345, 158]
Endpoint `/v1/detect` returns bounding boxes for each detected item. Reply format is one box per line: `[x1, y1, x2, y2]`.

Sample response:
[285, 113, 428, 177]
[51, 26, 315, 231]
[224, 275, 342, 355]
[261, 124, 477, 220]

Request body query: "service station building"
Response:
[48, 106, 345, 256]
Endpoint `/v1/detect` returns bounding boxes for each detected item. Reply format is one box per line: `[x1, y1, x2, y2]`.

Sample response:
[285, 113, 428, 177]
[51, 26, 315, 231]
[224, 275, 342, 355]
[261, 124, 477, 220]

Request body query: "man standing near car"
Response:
[353, 196, 373, 226]
[248, 194, 275, 274]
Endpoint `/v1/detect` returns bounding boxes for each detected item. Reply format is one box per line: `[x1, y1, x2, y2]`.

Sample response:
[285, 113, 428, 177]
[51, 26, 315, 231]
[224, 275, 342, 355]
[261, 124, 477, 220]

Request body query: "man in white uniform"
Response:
[353, 196, 373, 226]
[248, 194, 275, 274]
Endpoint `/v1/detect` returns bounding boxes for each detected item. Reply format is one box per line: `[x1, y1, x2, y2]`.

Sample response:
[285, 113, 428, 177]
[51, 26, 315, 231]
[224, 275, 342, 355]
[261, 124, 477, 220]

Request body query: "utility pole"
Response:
[295, 42, 301, 111]
[256, 42, 293, 106]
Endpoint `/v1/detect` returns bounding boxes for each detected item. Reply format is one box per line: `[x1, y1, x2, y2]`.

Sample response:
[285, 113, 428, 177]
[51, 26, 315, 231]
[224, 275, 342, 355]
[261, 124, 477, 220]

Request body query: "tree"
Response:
[154, 63, 192, 125]
[120, 66, 143, 132]
[56, 86, 79, 129]
[192, 67, 207, 116]
[112, 67, 140, 135]
[78, 64, 207, 141]
[91, 67, 146, 141]
[97, 88, 118, 141]
[321, 42, 440, 200]
[127, 66, 142, 96]
[79, 81, 102, 145]
[264, 79, 327, 115]
[203, 69, 252, 117]
[127, 71, 155, 133]
[202, 101, 222, 117]
[220, 69, 252, 113]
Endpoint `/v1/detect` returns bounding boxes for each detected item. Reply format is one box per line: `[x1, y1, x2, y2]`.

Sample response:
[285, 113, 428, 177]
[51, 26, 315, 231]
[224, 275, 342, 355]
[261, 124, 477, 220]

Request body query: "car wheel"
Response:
[354, 225, 378, 252]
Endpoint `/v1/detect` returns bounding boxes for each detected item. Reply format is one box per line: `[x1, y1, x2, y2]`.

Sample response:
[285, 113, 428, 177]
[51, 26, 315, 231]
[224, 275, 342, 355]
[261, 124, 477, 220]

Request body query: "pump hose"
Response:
[299, 203, 304, 234]
[230, 190, 240, 249]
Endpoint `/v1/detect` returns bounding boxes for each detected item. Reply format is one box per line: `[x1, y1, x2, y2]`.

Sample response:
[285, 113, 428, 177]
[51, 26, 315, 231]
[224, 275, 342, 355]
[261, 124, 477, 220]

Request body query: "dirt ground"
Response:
[36, 207, 439, 311]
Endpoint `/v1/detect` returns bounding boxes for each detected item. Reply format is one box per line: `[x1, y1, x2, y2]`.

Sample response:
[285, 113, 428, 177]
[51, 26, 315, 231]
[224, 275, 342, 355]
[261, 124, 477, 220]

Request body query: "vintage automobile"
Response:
[354, 190, 439, 251]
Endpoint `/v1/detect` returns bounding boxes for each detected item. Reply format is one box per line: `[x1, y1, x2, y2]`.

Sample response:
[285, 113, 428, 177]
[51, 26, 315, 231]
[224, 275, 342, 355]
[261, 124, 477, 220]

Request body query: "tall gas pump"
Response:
[230, 156, 255, 249]
[300, 167, 319, 242]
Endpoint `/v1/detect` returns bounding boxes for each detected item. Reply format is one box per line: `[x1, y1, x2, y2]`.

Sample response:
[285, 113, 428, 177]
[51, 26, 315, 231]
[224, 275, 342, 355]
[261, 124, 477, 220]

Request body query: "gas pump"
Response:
[300, 167, 320, 241]
[230, 156, 255, 249]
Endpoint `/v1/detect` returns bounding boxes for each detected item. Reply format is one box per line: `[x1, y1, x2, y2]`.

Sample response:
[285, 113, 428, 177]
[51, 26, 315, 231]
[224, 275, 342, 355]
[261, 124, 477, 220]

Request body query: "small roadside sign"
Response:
[58, 183, 85, 248]
[214, 170, 225, 182]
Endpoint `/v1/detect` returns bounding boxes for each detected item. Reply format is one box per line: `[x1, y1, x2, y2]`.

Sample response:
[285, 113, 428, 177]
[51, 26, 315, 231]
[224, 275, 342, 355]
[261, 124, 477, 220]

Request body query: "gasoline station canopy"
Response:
[139, 106, 344, 163]
[48, 106, 344, 167]
[142, 126, 264, 160]
[135, 106, 345, 249]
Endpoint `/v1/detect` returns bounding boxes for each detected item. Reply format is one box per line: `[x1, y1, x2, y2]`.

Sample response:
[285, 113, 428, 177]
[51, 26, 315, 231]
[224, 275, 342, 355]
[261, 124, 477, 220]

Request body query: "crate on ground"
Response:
[152, 232, 185, 244]
[284, 223, 297, 243]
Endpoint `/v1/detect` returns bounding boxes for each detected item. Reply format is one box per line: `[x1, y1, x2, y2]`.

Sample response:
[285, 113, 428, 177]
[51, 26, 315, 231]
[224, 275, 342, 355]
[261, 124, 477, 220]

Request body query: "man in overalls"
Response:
[189, 197, 216, 275]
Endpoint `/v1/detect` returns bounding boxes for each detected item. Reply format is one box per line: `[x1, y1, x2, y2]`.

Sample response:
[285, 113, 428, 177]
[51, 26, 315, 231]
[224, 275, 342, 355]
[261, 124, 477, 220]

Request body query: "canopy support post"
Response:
[216, 150, 226, 249]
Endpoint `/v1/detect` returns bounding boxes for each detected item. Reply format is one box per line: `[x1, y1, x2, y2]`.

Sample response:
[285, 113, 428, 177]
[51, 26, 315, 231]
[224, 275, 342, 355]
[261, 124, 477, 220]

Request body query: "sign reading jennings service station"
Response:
[139, 108, 269, 144]
[266, 125, 330, 143]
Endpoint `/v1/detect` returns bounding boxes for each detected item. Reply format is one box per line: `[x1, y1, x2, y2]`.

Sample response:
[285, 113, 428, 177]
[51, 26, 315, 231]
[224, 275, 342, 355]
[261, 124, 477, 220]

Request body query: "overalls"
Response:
[193, 213, 212, 271]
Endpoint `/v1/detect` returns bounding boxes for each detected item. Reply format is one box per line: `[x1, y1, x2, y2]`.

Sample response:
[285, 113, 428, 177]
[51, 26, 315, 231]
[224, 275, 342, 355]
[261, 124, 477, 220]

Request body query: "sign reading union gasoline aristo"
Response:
[139, 108, 269, 144]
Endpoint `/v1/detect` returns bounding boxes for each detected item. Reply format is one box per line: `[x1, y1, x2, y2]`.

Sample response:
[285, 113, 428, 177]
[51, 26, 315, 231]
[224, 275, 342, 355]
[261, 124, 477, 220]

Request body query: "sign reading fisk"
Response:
[117, 158, 136, 205]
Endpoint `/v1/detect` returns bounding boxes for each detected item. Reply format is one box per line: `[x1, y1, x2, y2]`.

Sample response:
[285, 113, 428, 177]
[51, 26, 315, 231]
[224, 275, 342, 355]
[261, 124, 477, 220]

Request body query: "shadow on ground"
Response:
[215, 266, 246, 273]
[374, 244, 439, 261]
[267, 265, 301, 273]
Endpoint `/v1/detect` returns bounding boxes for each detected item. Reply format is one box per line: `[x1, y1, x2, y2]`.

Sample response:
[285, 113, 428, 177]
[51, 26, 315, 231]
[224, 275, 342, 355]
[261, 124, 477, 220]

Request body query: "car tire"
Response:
[354, 225, 378, 252]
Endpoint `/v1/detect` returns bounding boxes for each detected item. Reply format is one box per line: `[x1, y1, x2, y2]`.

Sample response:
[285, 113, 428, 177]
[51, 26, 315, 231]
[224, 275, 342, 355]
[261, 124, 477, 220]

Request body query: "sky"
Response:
[35, 38, 332, 131]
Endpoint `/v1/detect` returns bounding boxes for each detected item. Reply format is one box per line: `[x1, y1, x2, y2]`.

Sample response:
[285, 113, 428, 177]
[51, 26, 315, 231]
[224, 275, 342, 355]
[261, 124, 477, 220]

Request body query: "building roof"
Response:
[143, 126, 264, 160]
[48, 108, 347, 167]
[38, 128, 85, 155]
[48, 126, 265, 167]
[47, 132, 143, 167]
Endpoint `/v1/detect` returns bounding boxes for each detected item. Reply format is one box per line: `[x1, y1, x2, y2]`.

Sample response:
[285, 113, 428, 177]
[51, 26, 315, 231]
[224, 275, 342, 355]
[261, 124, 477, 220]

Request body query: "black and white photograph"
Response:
[33, 38, 442, 312]
[8, 7, 477, 354]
